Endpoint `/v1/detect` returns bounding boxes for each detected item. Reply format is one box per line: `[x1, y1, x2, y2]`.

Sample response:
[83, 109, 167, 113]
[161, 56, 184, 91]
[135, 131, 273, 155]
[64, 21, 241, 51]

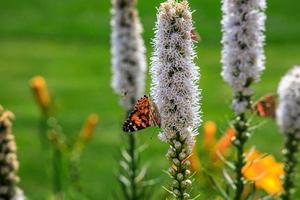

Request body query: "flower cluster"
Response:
[111, 0, 146, 109]
[151, 0, 201, 198]
[221, 0, 266, 114]
[0, 106, 24, 200]
[151, 0, 201, 146]
[277, 66, 300, 136]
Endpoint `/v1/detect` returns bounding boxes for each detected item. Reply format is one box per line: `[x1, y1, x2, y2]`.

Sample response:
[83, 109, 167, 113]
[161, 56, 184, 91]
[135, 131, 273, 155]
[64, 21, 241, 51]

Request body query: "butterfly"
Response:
[123, 95, 161, 132]
[253, 94, 277, 118]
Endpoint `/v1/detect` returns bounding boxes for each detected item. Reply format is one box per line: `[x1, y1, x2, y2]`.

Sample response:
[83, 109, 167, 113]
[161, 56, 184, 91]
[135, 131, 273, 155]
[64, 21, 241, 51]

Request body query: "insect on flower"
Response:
[123, 95, 161, 132]
[253, 94, 277, 118]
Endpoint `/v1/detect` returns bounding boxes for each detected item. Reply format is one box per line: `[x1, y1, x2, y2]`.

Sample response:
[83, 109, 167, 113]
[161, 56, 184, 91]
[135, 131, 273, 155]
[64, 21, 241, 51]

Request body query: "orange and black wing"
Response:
[123, 95, 151, 132]
[253, 94, 277, 118]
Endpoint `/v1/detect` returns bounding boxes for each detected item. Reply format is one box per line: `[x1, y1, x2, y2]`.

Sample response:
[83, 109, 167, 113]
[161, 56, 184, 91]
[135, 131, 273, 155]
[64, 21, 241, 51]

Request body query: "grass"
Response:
[0, 0, 299, 199]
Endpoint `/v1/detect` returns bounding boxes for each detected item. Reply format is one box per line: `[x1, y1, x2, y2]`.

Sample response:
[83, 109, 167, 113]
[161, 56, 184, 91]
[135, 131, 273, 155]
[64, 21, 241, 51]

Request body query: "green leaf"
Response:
[216, 151, 236, 170]
[119, 160, 130, 172]
[191, 194, 201, 200]
[206, 173, 231, 200]
[222, 169, 236, 190]
[119, 175, 130, 187]
[121, 149, 132, 163]
[141, 178, 159, 187]
[162, 186, 174, 196]
[135, 165, 148, 183]
[137, 143, 148, 153]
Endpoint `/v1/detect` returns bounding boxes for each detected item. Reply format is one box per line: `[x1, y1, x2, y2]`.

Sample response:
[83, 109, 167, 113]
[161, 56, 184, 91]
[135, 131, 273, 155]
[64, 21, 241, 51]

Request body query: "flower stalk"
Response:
[276, 66, 300, 200]
[232, 113, 249, 200]
[221, 0, 266, 198]
[281, 133, 299, 200]
[0, 106, 24, 200]
[151, 0, 201, 198]
[69, 114, 99, 192]
[30, 76, 53, 147]
[111, 0, 149, 199]
[47, 119, 66, 200]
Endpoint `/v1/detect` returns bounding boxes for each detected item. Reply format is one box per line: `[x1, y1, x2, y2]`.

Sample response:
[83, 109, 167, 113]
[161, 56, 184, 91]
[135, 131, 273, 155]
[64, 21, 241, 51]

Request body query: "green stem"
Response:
[53, 148, 63, 199]
[280, 133, 300, 200]
[173, 134, 186, 200]
[38, 116, 50, 149]
[128, 133, 137, 200]
[168, 131, 191, 200]
[233, 113, 249, 200]
[69, 150, 83, 193]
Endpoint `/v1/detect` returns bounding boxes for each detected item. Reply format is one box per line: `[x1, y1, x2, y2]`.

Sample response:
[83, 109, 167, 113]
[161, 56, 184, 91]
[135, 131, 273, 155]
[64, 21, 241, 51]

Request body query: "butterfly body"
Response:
[123, 95, 160, 132]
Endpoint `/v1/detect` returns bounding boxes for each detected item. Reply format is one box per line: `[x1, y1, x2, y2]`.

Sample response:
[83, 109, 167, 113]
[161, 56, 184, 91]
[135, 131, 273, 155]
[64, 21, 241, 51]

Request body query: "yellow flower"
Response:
[242, 150, 284, 195]
[79, 114, 99, 142]
[30, 76, 51, 113]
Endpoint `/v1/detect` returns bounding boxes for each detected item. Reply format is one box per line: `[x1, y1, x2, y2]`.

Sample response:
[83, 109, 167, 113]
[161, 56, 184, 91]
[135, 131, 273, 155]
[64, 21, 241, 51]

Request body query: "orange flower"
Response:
[203, 121, 217, 151]
[189, 143, 201, 173]
[242, 150, 284, 195]
[79, 114, 99, 142]
[30, 76, 51, 112]
[212, 128, 235, 161]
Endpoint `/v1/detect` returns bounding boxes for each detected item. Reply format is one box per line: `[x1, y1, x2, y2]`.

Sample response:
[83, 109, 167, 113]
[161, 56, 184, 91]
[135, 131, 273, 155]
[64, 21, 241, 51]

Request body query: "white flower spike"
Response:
[151, 0, 201, 146]
[150, 0, 201, 198]
[221, 0, 266, 114]
[277, 66, 300, 137]
[111, 0, 146, 109]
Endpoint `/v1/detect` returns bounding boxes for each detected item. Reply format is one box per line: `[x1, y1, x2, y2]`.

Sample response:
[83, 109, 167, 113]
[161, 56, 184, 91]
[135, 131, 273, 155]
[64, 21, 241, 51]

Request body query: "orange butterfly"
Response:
[253, 94, 277, 118]
[123, 95, 161, 132]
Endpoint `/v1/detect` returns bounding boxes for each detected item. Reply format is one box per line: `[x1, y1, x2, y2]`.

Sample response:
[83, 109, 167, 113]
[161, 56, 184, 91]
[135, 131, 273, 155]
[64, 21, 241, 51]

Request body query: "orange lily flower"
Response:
[242, 150, 284, 195]
[212, 127, 235, 161]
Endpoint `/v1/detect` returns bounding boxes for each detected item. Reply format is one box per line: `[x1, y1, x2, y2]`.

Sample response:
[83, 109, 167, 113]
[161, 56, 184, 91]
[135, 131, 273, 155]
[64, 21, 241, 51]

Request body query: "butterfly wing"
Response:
[123, 95, 152, 132]
[149, 100, 161, 128]
[253, 94, 277, 118]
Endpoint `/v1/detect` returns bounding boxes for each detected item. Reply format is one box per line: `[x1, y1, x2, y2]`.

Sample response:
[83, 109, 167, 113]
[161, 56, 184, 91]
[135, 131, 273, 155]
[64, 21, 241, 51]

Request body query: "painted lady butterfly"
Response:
[123, 95, 161, 132]
[253, 94, 277, 118]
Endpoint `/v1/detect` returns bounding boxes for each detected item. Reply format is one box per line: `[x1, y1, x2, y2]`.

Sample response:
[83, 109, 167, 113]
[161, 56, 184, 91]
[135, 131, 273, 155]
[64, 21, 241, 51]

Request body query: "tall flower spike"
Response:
[276, 66, 300, 200]
[0, 106, 24, 200]
[111, 1, 150, 199]
[111, 0, 146, 109]
[220, 0, 266, 199]
[221, 0, 266, 114]
[151, 0, 201, 198]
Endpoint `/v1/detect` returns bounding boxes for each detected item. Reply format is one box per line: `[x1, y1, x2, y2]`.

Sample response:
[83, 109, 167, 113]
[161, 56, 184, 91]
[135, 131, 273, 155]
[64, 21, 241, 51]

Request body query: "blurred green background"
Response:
[0, 0, 299, 199]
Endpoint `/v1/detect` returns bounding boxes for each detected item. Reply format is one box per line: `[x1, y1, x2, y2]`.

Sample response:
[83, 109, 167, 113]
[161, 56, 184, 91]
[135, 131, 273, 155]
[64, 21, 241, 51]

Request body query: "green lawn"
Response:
[0, 0, 299, 199]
